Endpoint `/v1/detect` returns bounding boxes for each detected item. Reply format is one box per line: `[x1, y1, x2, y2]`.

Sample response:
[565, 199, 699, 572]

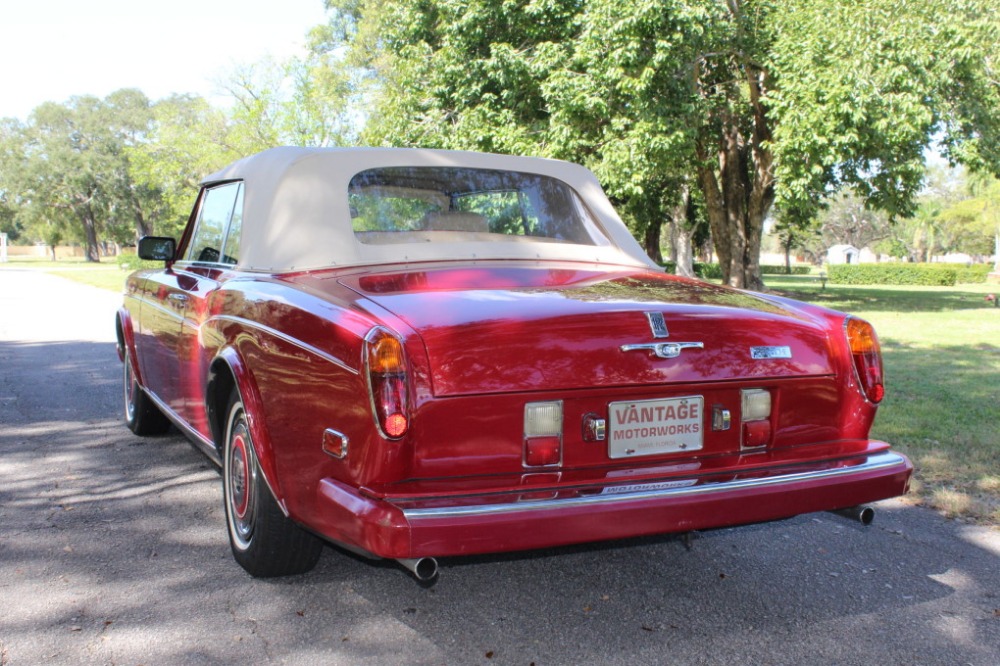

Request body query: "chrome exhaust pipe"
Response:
[829, 504, 875, 526]
[397, 557, 439, 581]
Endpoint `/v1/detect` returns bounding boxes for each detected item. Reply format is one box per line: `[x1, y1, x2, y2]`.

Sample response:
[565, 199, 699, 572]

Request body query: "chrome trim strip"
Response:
[207, 314, 358, 375]
[137, 297, 184, 323]
[143, 389, 222, 466]
[399, 451, 908, 520]
[620, 341, 704, 359]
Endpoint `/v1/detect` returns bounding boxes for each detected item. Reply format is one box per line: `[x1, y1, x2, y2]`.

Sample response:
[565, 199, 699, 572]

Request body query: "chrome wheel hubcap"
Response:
[227, 420, 256, 549]
[123, 352, 136, 422]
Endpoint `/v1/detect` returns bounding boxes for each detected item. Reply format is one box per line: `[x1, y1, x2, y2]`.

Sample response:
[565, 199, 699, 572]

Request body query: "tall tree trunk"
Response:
[642, 217, 664, 264]
[696, 139, 732, 282]
[668, 184, 695, 278]
[694, 46, 774, 291]
[783, 233, 794, 274]
[133, 196, 153, 238]
[79, 206, 100, 263]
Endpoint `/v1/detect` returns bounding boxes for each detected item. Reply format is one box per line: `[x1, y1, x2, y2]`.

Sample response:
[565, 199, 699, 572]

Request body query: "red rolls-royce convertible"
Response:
[116, 147, 912, 580]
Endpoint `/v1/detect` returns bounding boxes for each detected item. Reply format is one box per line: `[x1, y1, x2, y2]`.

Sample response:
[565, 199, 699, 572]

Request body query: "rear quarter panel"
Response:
[200, 275, 422, 524]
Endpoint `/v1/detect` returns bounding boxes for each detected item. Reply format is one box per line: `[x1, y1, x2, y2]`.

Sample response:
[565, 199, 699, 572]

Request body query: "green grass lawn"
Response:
[766, 274, 1000, 524]
[6, 258, 998, 524]
[0, 256, 129, 292]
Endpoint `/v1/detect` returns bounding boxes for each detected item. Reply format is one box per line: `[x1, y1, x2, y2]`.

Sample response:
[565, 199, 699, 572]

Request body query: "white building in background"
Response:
[826, 244, 860, 264]
[933, 252, 974, 264]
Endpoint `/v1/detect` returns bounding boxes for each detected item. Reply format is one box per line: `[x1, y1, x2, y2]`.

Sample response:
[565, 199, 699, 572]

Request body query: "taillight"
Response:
[524, 401, 563, 467]
[740, 388, 772, 449]
[845, 317, 885, 403]
[364, 327, 409, 439]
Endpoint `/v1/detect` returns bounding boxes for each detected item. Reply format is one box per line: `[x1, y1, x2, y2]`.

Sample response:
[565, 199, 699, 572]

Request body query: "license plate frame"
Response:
[607, 396, 704, 459]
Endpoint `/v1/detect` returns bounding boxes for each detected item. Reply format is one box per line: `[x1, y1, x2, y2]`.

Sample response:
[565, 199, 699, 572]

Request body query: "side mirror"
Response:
[138, 236, 176, 262]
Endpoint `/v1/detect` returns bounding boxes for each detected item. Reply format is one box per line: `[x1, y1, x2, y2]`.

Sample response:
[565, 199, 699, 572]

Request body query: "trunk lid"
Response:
[336, 264, 836, 396]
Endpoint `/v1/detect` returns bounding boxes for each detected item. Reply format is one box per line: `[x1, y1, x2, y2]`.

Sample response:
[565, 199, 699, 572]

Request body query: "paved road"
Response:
[1, 268, 998, 666]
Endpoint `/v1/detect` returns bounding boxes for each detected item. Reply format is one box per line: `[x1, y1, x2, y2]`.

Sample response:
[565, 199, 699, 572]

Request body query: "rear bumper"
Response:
[312, 449, 912, 559]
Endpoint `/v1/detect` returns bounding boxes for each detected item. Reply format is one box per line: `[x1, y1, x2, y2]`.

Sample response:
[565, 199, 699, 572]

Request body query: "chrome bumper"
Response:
[399, 450, 910, 520]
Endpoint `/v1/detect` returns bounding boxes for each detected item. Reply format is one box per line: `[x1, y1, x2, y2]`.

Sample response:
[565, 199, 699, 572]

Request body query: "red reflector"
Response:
[742, 420, 771, 448]
[384, 413, 408, 438]
[525, 436, 561, 467]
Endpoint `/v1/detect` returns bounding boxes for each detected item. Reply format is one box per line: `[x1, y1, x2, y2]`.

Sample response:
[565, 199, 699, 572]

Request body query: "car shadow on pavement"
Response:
[2, 339, 998, 666]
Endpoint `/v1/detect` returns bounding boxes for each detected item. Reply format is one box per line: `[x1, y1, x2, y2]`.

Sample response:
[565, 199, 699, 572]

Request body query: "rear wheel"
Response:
[123, 346, 170, 435]
[223, 390, 323, 577]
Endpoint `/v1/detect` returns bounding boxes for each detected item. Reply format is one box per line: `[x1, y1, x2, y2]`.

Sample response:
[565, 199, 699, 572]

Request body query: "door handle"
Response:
[168, 293, 189, 303]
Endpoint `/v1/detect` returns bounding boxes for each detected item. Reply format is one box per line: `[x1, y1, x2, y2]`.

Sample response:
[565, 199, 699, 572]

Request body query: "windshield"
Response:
[348, 167, 613, 247]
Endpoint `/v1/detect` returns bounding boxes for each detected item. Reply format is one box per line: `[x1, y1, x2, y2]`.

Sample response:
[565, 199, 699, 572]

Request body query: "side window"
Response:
[185, 182, 240, 264]
[220, 185, 244, 265]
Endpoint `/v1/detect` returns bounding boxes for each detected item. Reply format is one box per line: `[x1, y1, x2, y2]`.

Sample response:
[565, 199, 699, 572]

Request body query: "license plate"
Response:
[608, 396, 704, 459]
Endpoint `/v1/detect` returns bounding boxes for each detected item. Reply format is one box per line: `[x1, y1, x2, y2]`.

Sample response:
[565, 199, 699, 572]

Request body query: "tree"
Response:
[220, 50, 361, 152]
[0, 91, 159, 261]
[329, 0, 697, 267]
[0, 120, 24, 243]
[125, 95, 240, 240]
[818, 192, 894, 252]
[317, 0, 1000, 288]
[937, 176, 1000, 268]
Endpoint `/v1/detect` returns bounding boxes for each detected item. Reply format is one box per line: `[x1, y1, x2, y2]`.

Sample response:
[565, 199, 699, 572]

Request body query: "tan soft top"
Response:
[202, 146, 657, 273]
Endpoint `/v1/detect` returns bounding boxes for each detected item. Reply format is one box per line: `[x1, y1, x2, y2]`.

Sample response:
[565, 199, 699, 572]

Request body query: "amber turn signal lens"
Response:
[369, 334, 405, 373]
[846, 318, 878, 354]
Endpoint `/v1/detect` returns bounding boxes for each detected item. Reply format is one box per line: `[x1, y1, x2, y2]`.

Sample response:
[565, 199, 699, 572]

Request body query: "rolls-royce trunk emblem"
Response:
[645, 312, 669, 338]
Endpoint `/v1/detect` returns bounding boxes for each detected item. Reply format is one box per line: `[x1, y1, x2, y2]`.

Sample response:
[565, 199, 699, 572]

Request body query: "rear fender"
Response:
[208, 347, 289, 516]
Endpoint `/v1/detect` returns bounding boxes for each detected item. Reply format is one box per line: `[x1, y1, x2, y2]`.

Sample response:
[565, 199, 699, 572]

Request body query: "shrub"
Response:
[760, 264, 812, 275]
[952, 264, 993, 284]
[662, 262, 809, 279]
[827, 264, 959, 286]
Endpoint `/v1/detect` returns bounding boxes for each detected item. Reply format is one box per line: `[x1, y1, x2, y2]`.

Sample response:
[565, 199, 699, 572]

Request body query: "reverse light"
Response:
[845, 317, 885, 403]
[364, 327, 410, 439]
[741, 389, 771, 422]
[740, 389, 772, 450]
[524, 401, 563, 467]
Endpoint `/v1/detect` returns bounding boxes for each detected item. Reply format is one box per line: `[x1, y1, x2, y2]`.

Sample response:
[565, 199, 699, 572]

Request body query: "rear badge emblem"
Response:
[645, 312, 669, 338]
[621, 341, 704, 359]
[750, 346, 792, 359]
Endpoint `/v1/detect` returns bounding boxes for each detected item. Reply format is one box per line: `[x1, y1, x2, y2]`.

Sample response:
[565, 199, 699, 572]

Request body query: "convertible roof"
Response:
[201, 146, 657, 273]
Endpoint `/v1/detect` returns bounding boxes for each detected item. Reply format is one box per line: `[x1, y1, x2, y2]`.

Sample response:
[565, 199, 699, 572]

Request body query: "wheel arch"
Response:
[115, 308, 141, 382]
[207, 348, 290, 516]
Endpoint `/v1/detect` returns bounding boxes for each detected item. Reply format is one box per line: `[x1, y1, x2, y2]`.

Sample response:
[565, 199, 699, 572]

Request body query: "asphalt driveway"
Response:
[1, 268, 997, 665]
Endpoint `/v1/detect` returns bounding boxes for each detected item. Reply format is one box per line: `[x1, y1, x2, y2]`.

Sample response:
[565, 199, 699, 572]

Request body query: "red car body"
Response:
[117, 147, 911, 579]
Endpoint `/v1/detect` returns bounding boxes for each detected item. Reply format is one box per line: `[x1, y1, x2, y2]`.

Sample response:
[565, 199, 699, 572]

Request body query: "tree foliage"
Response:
[936, 175, 1000, 267]
[318, 0, 1000, 287]
[0, 91, 162, 261]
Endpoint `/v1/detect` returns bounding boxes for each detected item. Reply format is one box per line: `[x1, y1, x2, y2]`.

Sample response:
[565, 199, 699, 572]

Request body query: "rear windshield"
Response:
[348, 167, 612, 247]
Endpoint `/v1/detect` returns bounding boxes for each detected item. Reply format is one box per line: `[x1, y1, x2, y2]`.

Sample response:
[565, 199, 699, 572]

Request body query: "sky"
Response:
[0, 0, 330, 120]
